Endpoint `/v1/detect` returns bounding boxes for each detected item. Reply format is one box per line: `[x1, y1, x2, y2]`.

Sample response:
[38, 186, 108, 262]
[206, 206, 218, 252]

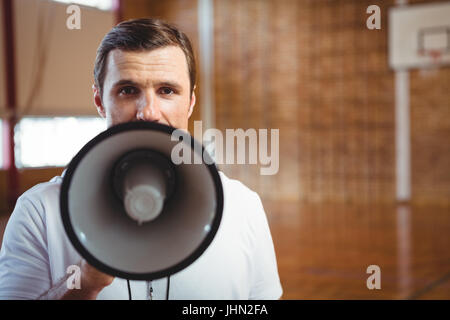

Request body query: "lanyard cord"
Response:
[166, 276, 170, 300]
[127, 279, 132, 300]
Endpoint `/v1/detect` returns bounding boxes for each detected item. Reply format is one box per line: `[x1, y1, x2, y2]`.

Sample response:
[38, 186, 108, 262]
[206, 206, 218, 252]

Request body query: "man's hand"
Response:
[61, 260, 114, 300]
[38, 259, 114, 300]
[79, 260, 115, 295]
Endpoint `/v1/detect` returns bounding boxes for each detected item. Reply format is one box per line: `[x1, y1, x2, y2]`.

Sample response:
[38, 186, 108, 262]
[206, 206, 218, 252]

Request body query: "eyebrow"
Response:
[112, 79, 139, 88]
[157, 81, 183, 93]
[112, 79, 183, 92]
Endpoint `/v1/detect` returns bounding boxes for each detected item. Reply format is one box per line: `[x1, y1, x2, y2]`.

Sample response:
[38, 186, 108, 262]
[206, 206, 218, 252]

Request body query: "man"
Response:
[0, 18, 282, 300]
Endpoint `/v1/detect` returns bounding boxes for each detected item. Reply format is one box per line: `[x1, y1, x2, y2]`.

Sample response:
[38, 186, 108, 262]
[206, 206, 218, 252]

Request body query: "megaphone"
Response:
[60, 121, 223, 281]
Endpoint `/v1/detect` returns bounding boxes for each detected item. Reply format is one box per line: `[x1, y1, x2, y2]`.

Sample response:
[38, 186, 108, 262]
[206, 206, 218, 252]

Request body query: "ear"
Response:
[188, 86, 196, 118]
[93, 84, 106, 118]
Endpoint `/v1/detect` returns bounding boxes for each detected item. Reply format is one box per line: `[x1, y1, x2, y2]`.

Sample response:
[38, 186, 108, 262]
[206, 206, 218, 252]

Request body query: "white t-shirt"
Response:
[0, 171, 282, 300]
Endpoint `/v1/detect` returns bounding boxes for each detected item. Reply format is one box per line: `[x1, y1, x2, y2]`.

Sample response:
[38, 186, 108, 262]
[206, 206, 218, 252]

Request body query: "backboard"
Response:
[389, 2, 450, 70]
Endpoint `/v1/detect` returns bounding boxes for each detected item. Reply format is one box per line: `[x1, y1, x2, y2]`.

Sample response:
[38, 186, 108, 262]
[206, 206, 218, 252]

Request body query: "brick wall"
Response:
[213, 0, 396, 203]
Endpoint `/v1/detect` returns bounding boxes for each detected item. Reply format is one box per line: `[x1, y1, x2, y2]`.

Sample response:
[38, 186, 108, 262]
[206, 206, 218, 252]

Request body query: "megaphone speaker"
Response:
[60, 121, 223, 281]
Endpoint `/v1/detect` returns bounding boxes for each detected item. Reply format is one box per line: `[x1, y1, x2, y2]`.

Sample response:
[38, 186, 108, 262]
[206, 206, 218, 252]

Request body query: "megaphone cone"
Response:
[60, 121, 223, 281]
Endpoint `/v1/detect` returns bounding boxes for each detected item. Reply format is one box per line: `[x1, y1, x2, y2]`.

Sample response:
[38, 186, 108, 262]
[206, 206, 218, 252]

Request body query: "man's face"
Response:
[94, 46, 195, 130]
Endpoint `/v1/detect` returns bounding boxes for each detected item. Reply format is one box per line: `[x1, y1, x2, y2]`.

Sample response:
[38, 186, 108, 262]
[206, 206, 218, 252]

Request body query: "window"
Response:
[15, 117, 106, 168]
[52, 0, 113, 11]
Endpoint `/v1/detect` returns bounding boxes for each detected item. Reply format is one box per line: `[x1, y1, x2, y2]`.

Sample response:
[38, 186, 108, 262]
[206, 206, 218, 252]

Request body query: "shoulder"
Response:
[1, 174, 64, 254]
[20, 174, 63, 202]
[219, 171, 262, 206]
[0, 174, 65, 299]
[218, 171, 266, 230]
[10, 173, 64, 228]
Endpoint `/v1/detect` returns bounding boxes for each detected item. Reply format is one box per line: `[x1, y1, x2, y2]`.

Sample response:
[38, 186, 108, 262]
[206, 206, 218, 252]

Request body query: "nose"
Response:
[137, 92, 162, 122]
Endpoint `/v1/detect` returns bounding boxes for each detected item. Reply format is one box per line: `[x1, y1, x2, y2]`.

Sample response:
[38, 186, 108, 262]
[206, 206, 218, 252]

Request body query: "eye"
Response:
[158, 87, 175, 95]
[119, 86, 139, 96]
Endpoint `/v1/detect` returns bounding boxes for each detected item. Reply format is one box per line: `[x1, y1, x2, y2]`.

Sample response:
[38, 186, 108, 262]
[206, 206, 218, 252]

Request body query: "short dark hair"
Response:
[94, 18, 196, 98]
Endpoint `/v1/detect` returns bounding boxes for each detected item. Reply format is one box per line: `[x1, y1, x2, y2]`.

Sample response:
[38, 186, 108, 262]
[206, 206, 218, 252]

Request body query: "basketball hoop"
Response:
[418, 48, 444, 75]
[419, 48, 445, 63]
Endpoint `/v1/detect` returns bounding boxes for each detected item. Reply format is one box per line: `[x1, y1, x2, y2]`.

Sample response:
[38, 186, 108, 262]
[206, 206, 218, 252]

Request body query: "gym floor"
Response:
[264, 202, 450, 299]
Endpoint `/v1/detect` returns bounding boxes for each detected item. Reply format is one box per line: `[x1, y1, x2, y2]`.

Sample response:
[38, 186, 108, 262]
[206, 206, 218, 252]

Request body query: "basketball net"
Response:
[418, 49, 443, 76]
